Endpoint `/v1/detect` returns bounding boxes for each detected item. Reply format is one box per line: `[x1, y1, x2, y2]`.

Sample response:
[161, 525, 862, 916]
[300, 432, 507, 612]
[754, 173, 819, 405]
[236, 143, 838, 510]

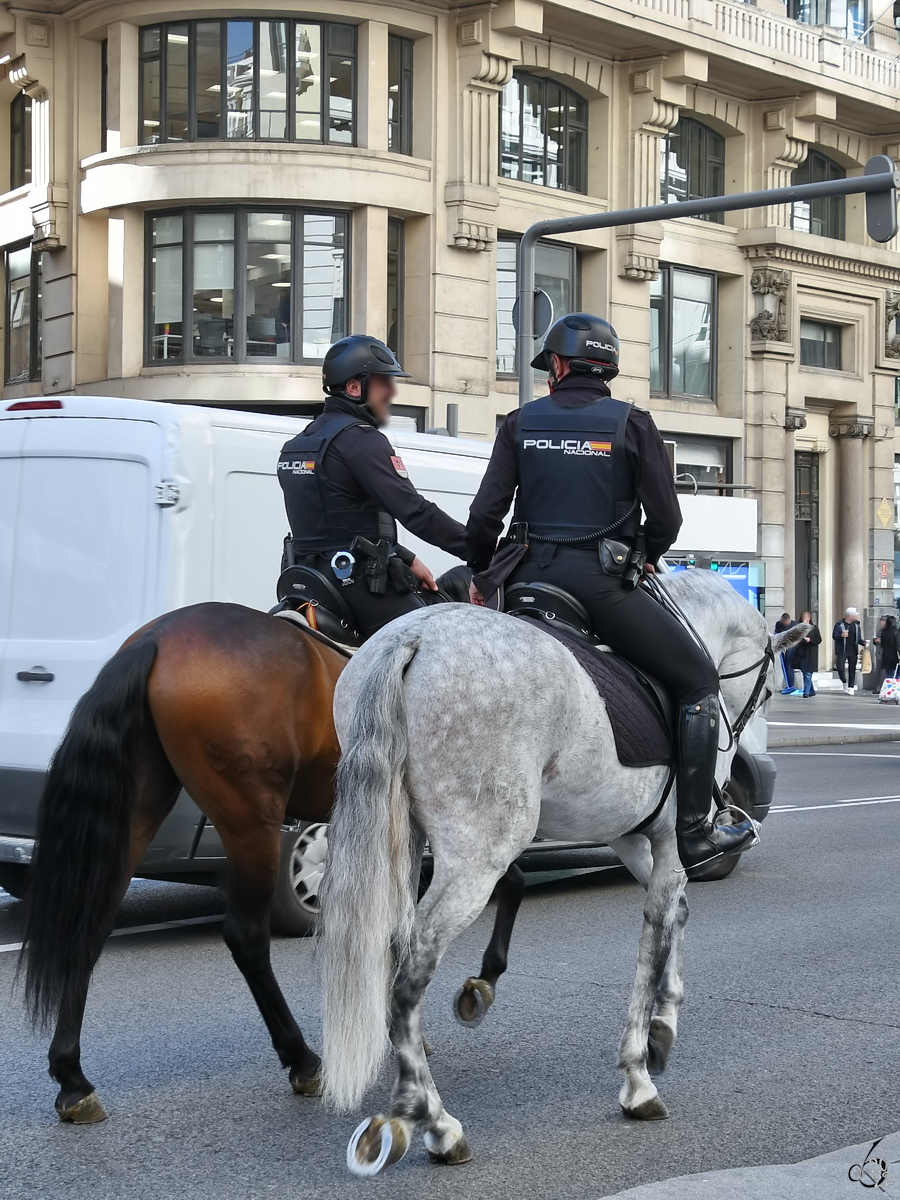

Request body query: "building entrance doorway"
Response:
[795, 450, 819, 619]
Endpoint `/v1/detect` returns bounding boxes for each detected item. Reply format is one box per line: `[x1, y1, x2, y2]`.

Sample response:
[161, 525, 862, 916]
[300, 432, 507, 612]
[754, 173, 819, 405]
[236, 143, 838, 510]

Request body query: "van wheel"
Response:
[270, 823, 328, 937]
[0, 863, 30, 900]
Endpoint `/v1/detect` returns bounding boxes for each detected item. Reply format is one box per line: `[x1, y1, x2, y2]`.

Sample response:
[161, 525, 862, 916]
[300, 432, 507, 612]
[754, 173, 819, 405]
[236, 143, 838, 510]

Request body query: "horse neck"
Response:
[667, 576, 760, 674]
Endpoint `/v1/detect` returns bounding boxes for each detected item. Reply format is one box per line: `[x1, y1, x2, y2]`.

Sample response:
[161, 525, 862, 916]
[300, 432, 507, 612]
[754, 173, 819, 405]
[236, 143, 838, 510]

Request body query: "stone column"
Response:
[783, 408, 807, 615]
[829, 417, 873, 612]
[351, 206, 389, 342]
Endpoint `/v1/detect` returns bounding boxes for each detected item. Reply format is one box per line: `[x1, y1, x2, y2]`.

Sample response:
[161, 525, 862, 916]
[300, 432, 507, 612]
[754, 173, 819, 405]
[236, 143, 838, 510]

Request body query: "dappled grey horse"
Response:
[319, 570, 809, 1175]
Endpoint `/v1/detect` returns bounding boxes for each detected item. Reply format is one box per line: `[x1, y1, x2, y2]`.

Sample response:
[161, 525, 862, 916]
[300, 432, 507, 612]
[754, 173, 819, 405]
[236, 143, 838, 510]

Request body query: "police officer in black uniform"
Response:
[277, 334, 467, 640]
[466, 313, 756, 872]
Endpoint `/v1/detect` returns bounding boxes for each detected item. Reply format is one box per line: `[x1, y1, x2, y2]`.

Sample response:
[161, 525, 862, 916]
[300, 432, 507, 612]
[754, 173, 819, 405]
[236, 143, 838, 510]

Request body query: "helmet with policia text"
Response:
[322, 334, 410, 397]
[531, 313, 620, 382]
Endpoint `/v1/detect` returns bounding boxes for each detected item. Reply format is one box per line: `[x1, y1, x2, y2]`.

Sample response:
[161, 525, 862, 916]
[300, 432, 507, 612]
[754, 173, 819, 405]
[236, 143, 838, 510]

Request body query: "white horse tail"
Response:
[320, 626, 421, 1112]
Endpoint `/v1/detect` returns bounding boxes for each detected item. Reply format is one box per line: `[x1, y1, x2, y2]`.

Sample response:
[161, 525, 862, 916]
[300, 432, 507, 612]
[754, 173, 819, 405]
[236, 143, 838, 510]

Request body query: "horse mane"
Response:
[658, 568, 769, 648]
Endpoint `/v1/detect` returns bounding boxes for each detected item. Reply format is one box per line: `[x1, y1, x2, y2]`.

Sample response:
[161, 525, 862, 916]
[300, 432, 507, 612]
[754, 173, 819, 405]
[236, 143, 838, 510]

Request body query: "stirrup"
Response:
[675, 805, 760, 875]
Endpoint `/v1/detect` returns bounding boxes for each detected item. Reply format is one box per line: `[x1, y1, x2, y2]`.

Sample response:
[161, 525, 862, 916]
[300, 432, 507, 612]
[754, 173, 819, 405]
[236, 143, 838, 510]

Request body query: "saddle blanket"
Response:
[533, 621, 673, 769]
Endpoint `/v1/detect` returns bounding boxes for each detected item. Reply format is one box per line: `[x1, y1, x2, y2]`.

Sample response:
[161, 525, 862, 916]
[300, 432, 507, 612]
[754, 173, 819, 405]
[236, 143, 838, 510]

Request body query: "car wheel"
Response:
[270, 822, 328, 937]
[686, 775, 751, 883]
[0, 863, 30, 900]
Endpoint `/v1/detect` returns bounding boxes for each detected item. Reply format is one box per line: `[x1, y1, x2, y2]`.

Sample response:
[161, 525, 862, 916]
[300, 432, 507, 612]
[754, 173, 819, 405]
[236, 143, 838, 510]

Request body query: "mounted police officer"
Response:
[466, 312, 756, 872]
[277, 334, 467, 640]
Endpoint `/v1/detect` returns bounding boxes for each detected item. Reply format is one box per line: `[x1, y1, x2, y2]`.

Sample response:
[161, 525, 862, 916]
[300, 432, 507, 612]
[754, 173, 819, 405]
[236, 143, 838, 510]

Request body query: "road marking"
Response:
[772, 751, 900, 758]
[0, 912, 223, 956]
[768, 721, 900, 730]
[771, 795, 900, 813]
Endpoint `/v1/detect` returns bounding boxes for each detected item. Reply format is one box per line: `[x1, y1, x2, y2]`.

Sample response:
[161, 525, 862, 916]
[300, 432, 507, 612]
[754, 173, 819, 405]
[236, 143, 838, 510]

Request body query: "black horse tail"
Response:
[19, 634, 160, 1029]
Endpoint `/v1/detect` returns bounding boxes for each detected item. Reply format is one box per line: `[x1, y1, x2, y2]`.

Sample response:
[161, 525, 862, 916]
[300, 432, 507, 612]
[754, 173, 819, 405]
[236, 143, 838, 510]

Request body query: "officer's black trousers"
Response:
[507, 545, 717, 704]
[336, 574, 425, 641]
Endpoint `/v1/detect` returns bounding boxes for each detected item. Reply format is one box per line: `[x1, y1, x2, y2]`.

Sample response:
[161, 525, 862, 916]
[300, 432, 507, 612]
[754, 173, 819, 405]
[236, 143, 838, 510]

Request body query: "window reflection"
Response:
[651, 266, 715, 399]
[247, 212, 292, 358]
[500, 71, 587, 194]
[495, 238, 577, 375]
[302, 213, 346, 359]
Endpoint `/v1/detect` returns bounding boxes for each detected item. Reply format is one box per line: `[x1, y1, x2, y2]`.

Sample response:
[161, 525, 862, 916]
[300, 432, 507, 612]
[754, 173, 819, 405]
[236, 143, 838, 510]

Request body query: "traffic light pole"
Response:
[516, 155, 900, 407]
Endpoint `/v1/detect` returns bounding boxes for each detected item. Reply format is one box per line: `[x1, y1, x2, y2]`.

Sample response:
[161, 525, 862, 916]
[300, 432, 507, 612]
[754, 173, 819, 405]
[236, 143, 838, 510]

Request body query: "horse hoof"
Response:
[647, 1018, 675, 1076]
[425, 1131, 473, 1166]
[290, 1066, 322, 1097]
[347, 1115, 410, 1177]
[622, 1095, 669, 1121]
[56, 1091, 107, 1124]
[453, 978, 495, 1027]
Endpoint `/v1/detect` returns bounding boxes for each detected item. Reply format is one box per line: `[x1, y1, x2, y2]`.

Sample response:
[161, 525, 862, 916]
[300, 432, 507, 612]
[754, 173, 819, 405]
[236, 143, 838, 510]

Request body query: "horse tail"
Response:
[19, 635, 160, 1029]
[320, 625, 421, 1112]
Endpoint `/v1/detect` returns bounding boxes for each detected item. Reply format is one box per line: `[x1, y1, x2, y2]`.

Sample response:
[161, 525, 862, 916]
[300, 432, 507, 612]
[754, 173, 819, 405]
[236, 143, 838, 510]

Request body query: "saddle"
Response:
[274, 564, 363, 647]
[504, 581, 673, 769]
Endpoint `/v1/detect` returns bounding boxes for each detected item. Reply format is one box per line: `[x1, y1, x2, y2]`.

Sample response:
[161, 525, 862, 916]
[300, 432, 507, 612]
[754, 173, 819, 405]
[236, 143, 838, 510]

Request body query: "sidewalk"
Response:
[604, 1129, 900, 1199]
[766, 689, 900, 748]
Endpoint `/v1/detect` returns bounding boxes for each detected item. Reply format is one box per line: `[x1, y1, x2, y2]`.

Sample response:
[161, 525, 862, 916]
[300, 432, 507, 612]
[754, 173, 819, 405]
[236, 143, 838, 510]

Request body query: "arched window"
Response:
[660, 117, 725, 222]
[499, 71, 587, 193]
[791, 151, 845, 240]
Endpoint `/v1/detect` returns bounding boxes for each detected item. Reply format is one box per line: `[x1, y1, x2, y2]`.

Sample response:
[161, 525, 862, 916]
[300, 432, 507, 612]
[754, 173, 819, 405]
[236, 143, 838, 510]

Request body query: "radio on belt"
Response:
[330, 550, 355, 581]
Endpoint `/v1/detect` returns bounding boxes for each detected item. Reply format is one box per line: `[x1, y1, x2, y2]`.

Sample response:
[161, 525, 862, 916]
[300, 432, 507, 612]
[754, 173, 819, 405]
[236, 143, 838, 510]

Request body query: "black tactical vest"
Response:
[278, 414, 397, 555]
[515, 394, 639, 542]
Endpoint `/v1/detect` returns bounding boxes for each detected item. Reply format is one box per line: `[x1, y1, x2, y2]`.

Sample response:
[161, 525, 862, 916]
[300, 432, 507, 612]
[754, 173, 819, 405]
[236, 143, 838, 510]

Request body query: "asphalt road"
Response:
[1, 744, 898, 1200]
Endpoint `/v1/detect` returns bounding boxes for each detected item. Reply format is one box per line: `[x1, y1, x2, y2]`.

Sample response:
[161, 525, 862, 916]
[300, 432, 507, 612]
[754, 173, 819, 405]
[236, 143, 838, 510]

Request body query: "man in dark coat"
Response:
[832, 607, 866, 695]
[793, 611, 821, 697]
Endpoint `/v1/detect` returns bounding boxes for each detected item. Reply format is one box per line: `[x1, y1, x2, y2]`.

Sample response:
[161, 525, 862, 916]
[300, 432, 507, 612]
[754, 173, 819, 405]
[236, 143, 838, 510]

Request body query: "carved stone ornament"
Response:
[885, 290, 900, 359]
[829, 418, 874, 439]
[749, 267, 791, 344]
[784, 407, 807, 432]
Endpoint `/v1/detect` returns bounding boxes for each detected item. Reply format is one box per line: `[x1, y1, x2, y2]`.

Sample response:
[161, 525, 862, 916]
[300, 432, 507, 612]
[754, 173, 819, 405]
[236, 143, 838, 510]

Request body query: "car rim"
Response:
[289, 823, 328, 915]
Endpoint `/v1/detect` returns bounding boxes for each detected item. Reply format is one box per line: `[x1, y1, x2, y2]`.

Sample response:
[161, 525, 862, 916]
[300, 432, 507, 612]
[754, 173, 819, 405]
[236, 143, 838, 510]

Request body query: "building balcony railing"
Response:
[620, 0, 900, 93]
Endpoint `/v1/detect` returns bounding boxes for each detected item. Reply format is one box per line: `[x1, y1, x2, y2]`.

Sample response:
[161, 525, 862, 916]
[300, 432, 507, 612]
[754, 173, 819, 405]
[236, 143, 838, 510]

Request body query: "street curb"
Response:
[769, 730, 900, 748]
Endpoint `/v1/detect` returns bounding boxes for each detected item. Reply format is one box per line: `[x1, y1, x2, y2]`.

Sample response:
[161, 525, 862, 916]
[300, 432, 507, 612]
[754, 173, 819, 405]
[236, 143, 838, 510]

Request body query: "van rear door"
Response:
[0, 417, 164, 782]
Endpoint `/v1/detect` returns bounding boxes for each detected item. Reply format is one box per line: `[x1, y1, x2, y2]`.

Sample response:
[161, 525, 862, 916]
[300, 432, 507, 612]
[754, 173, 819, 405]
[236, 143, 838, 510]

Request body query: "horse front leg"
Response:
[616, 823, 685, 1121]
[453, 862, 525, 1027]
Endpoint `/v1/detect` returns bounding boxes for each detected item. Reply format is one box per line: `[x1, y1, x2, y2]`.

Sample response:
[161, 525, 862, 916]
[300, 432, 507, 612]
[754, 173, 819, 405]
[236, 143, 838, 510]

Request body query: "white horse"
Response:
[319, 570, 809, 1175]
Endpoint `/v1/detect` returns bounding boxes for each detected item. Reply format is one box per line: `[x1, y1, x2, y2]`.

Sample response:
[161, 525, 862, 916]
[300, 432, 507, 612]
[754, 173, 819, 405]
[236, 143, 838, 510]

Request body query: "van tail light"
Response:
[6, 399, 63, 411]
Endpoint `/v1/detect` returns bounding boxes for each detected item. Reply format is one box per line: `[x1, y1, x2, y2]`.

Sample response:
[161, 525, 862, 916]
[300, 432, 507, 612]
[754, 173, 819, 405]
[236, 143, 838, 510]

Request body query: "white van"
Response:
[0, 395, 490, 931]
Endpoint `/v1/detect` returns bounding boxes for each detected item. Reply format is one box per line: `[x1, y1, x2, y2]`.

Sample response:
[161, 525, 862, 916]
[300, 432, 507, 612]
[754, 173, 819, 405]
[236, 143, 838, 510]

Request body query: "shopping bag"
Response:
[861, 646, 873, 675]
[878, 673, 900, 703]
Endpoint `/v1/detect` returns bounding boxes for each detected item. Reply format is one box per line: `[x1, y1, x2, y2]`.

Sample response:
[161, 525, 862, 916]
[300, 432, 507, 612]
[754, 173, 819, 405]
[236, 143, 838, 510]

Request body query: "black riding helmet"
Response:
[531, 313, 620, 382]
[322, 334, 410, 398]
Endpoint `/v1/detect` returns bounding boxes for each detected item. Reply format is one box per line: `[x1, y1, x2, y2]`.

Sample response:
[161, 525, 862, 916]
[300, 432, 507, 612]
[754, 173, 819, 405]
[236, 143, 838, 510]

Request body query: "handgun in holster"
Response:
[622, 527, 647, 592]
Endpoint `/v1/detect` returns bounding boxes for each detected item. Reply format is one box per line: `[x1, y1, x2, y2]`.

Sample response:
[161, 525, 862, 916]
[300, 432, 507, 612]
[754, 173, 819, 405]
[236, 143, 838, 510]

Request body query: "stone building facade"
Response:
[1, 0, 899, 632]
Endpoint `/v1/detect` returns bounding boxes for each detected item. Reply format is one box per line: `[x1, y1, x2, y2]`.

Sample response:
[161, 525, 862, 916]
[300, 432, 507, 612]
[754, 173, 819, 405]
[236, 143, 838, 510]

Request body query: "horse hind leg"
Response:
[616, 825, 685, 1122]
[348, 857, 509, 1176]
[453, 862, 525, 1028]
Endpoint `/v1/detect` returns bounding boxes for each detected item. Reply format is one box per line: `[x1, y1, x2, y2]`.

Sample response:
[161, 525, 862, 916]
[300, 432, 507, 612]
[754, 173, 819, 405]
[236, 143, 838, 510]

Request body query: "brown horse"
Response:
[20, 603, 343, 1123]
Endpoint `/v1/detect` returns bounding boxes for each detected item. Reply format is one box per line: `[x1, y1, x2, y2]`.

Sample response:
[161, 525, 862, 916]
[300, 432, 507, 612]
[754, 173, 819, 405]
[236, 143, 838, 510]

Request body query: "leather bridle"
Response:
[719, 643, 775, 742]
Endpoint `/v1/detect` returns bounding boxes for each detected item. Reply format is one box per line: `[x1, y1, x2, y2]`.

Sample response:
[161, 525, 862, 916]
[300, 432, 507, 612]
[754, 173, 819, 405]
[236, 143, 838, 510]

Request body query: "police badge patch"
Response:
[391, 455, 409, 478]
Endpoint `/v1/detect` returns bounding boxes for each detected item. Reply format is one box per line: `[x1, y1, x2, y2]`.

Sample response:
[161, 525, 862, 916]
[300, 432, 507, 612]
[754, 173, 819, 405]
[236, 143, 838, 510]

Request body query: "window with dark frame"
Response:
[791, 151, 846, 239]
[787, 0, 867, 40]
[650, 265, 716, 399]
[100, 40, 109, 153]
[146, 208, 348, 365]
[387, 35, 413, 156]
[5, 243, 42, 384]
[499, 71, 587, 194]
[799, 319, 842, 370]
[139, 19, 356, 147]
[10, 92, 31, 191]
[668, 434, 733, 494]
[496, 235, 578, 375]
[386, 217, 404, 359]
[660, 117, 725, 223]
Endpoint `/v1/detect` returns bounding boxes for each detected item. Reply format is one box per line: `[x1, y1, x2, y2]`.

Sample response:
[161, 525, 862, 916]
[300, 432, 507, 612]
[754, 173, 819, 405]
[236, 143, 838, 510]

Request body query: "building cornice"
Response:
[737, 228, 900, 285]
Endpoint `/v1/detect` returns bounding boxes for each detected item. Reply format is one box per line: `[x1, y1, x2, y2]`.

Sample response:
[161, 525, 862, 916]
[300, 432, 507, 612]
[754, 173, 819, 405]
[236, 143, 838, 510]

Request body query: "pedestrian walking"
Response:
[873, 614, 899, 692]
[793, 611, 821, 697]
[774, 612, 799, 693]
[832, 607, 866, 694]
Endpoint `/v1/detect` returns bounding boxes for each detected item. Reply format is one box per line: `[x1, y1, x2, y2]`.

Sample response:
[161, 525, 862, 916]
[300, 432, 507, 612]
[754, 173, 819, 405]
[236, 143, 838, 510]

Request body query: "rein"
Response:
[718, 645, 774, 740]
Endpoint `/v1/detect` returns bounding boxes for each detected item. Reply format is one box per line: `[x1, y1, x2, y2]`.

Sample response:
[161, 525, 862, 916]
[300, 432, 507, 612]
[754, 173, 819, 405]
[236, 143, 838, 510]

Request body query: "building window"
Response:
[146, 208, 348, 365]
[660, 117, 725, 222]
[10, 93, 31, 190]
[791, 151, 846, 239]
[139, 20, 356, 146]
[669, 435, 732, 493]
[100, 39, 109, 153]
[787, 0, 867, 39]
[388, 35, 413, 156]
[387, 405, 425, 432]
[6, 245, 42, 384]
[799, 319, 842, 369]
[496, 236, 578, 375]
[500, 71, 587, 193]
[386, 217, 404, 359]
[650, 266, 715, 399]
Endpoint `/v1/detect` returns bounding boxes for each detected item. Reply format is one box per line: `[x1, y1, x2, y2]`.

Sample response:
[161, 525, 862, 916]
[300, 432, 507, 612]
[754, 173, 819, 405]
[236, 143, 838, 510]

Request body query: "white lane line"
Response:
[771, 796, 900, 813]
[769, 721, 900, 730]
[772, 751, 900, 758]
[0, 912, 223, 956]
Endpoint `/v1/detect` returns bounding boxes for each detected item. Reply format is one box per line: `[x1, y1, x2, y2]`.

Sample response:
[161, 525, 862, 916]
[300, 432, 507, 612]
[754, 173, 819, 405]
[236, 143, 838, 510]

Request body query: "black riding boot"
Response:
[675, 695, 757, 871]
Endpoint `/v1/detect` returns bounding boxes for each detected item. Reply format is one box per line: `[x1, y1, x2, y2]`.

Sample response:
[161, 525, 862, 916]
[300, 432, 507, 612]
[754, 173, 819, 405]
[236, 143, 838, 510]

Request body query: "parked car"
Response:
[0, 396, 775, 935]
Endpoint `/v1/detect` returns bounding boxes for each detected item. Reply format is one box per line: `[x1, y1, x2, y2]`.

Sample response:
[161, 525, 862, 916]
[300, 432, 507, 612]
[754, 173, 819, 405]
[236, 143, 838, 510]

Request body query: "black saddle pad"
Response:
[529, 620, 673, 769]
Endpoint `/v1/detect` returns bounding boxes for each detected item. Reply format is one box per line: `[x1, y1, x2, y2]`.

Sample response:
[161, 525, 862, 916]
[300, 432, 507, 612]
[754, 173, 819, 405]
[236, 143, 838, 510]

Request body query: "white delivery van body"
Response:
[0, 396, 489, 819]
